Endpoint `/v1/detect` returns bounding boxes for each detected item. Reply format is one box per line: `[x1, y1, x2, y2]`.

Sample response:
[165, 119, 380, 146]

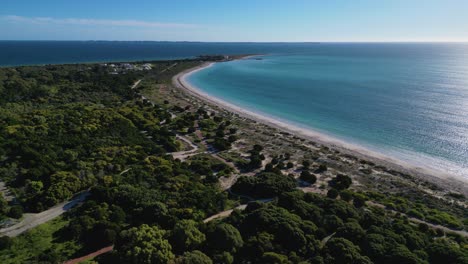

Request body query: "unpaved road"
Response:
[160, 63, 178, 73]
[0, 192, 89, 237]
[131, 79, 142, 89]
[171, 135, 201, 160]
[203, 198, 274, 223]
[203, 204, 247, 223]
[64, 245, 114, 264]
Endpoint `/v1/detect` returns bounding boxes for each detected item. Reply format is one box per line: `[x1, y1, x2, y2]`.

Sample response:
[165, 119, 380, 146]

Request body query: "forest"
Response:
[0, 61, 466, 263]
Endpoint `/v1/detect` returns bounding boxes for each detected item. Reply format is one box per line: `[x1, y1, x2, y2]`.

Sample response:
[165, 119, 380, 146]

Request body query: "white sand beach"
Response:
[172, 60, 468, 191]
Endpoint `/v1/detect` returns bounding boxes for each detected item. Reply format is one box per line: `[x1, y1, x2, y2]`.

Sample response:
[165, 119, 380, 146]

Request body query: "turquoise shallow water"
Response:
[187, 44, 468, 179]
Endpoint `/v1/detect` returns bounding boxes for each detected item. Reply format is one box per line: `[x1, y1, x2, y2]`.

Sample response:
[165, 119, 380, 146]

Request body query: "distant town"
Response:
[100, 62, 153, 74]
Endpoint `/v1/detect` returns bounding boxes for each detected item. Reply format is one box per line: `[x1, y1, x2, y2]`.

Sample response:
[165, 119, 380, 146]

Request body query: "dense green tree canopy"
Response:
[170, 220, 206, 253]
[116, 224, 174, 264]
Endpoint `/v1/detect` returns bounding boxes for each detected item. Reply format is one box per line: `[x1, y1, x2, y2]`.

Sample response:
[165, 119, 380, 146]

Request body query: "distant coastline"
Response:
[173, 59, 468, 191]
[0, 41, 324, 67]
[4, 41, 466, 67]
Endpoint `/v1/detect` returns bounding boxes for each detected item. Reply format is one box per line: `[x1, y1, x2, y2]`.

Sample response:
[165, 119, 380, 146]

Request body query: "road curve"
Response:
[171, 135, 201, 160]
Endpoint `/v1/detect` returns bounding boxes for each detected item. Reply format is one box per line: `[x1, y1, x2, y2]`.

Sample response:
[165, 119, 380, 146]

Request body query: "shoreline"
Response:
[172, 60, 468, 192]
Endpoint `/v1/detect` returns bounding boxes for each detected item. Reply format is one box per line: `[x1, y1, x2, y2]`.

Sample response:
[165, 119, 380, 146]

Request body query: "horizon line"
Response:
[1, 40, 467, 44]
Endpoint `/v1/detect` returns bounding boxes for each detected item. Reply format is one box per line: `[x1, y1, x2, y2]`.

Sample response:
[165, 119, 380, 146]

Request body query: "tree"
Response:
[253, 144, 263, 152]
[110, 205, 126, 223]
[336, 222, 366, 243]
[327, 189, 339, 199]
[246, 145, 265, 170]
[45, 171, 83, 204]
[426, 240, 468, 264]
[116, 224, 174, 264]
[228, 135, 237, 143]
[324, 238, 372, 264]
[213, 138, 231, 151]
[231, 173, 297, 198]
[171, 220, 206, 253]
[8, 205, 23, 219]
[188, 127, 196, 133]
[37, 248, 64, 263]
[353, 195, 366, 208]
[248, 155, 263, 170]
[387, 246, 426, 264]
[300, 171, 317, 184]
[207, 223, 243, 253]
[261, 252, 291, 264]
[0, 236, 13, 250]
[339, 190, 353, 202]
[322, 214, 344, 231]
[329, 174, 352, 190]
[212, 252, 233, 264]
[316, 164, 327, 173]
[181, 250, 213, 264]
[25, 180, 44, 196]
[85, 224, 118, 250]
[0, 196, 7, 215]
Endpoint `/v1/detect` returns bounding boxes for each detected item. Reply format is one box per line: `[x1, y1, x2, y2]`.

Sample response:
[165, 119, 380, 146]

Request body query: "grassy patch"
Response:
[0, 217, 81, 264]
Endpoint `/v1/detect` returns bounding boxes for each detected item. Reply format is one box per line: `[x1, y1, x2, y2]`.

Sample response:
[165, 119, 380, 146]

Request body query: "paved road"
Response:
[0, 192, 89, 237]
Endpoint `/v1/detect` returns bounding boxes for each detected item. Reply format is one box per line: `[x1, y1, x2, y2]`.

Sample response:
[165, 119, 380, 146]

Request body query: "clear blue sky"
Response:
[1, 0, 467, 42]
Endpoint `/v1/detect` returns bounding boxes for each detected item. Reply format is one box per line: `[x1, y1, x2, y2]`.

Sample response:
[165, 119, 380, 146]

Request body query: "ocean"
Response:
[1, 41, 467, 179]
[186, 43, 468, 179]
[0, 41, 320, 67]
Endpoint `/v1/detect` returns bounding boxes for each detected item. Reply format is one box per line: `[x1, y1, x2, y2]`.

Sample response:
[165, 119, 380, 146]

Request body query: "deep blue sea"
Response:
[186, 43, 468, 179]
[1, 41, 467, 179]
[0, 41, 322, 66]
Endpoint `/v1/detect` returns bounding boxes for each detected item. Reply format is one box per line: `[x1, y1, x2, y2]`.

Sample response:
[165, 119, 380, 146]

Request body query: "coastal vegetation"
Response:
[0, 59, 466, 263]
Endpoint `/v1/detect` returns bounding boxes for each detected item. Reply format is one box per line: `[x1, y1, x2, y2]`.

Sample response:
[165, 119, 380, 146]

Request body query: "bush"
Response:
[300, 171, 317, 184]
[329, 174, 352, 190]
[353, 195, 367, 208]
[213, 138, 231, 151]
[0, 236, 13, 250]
[8, 205, 24, 219]
[212, 252, 233, 264]
[339, 190, 353, 202]
[228, 135, 237, 143]
[182, 250, 213, 264]
[327, 189, 339, 199]
[207, 223, 243, 253]
[261, 252, 290, 264]
[231, 173, 297, 199]
[316, 164, 327, 173]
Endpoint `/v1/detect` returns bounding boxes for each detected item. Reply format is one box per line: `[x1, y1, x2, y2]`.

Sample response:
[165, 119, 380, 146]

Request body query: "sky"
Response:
[1, 0, 467, 42]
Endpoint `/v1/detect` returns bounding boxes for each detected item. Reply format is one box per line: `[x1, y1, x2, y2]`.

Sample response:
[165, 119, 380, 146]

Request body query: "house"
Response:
[142, 63, 152, 70]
